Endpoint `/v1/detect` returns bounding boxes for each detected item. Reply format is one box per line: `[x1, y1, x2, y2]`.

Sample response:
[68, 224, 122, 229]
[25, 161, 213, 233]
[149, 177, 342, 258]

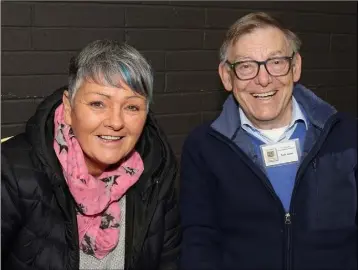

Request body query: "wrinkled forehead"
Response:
[228, 26, 291, 60]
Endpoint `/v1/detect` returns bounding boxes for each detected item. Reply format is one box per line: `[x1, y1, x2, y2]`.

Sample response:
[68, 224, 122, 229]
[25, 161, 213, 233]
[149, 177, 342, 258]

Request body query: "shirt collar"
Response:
[239, 96, 308, 132]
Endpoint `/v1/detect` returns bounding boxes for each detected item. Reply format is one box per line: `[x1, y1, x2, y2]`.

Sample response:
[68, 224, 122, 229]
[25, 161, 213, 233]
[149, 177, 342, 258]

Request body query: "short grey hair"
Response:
[68, 40, 153, 106]
[219, 12, 302, 62]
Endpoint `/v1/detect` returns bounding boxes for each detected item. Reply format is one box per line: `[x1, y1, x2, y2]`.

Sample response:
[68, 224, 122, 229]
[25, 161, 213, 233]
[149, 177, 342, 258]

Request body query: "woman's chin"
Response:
[85, 156, 125, 176]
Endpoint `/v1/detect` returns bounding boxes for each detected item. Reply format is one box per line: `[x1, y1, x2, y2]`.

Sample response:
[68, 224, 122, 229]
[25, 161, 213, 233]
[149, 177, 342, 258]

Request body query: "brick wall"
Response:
[2, 1, 357, 158]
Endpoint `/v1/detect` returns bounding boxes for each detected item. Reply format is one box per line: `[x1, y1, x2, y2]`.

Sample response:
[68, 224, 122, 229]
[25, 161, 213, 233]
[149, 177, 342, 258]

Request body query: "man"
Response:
[179, 12, 357, 270]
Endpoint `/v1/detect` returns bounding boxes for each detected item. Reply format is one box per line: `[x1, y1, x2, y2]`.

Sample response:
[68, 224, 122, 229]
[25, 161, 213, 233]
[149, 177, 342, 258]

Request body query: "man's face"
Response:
[219, 26, 302, 129]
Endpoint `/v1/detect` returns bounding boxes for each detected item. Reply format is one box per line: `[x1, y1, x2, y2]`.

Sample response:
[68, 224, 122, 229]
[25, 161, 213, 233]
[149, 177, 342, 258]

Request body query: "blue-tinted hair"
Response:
[68, 40, 153, 106]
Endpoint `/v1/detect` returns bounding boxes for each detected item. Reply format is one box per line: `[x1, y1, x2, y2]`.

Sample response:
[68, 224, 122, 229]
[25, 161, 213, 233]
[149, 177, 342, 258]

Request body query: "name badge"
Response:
[260, 139, 300, 167]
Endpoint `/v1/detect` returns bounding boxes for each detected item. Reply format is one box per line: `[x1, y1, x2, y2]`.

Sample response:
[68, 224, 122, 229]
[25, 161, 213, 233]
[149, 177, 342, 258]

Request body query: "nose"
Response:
[254, 64, 271, 87]
[104, 108, 124, 131]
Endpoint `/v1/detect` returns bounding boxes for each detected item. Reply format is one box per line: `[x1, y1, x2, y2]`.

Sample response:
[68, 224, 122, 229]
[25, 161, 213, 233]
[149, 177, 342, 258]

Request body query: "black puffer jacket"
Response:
[1, 87, 181, 270]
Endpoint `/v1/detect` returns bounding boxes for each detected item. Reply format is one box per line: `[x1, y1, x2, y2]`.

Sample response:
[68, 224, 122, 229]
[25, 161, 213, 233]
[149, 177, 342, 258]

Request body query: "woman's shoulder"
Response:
[2, 133, 35, 169]
[2, 133, 52, 199]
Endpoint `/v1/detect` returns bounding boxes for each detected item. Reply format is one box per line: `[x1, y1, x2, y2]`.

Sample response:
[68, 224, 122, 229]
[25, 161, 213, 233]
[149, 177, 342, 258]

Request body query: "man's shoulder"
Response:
[184, 122, 215, 145]
[332, 112, 357, 132]
[320, 112, 357, 154]
[181, 122, 220, 157]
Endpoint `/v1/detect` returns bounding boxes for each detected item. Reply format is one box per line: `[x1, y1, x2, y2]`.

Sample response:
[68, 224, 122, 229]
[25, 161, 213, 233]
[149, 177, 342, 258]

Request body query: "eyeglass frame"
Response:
[226, 52, 296, 81]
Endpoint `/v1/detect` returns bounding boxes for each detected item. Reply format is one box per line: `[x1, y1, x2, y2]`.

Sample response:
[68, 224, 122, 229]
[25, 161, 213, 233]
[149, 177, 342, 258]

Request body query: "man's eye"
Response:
[89, 101, 104, 108]
[273, 59, 283, 65]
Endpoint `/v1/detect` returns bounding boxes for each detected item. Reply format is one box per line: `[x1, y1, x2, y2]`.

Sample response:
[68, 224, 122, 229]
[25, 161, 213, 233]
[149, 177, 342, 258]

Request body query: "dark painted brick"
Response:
[298, 32, 330, 52]
[140, 1, 171, 5]
[126, 6, 204, 28]
[153, 72, 165, 93]
[172, 1, 357, 14]
[126, 30, 203, 50]
[1, 124, 26, 138]
[331, 34, 357, 52]
[33, 3, 125, 27]
[301, 52, 357, 70]
[152, 91, 228, 115]
[207, 9, 356, 33]
[270, 2, 357, 14]
[279, 12, 356, 34]
[1, 2, 31, 26]
[301, 70, 357, 88]
[152, 92, 204, 114]
[167, 134, 186, 155]
[1, 99, 43, 124]
[2, 52, 76, 75]
[202, 110, 221, 123]
[201, 91, 230, 111]
[1, 28, 31, 51]
[326, 86, 357, 116]
[1, 75, 68, 99]
[166, 71, 223, 92]
[205, 8, 248, 29]
[234, 2, 357, 14]
[166, 51, 219, 71]
[204, 30, 226, 50]
[171, 1, 253, 8]
[156, 113, 202, 135]
[287, 2, 357, 15]
[140, 51, 165, 71]
[32, 28, 125, 50]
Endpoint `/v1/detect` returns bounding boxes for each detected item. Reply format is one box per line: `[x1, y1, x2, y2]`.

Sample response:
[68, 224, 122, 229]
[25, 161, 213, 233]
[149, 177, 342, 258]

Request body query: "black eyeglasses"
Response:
[226, 52, 296, 80]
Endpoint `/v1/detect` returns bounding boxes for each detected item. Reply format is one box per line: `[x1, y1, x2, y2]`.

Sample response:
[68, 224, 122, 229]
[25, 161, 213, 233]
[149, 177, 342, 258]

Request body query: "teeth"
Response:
[99, 135, 122, 140]
[253, 91, 276, 98]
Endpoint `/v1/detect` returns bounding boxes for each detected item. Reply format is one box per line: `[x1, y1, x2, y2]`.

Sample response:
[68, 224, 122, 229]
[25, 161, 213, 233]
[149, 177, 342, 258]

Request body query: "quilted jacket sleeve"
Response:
[1, 152, 24, 258]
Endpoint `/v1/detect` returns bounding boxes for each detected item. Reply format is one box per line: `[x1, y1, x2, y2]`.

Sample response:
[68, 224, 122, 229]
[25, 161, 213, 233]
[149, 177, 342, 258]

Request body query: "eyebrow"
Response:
[267, 50, 286, 57]
[233, 50, 287, 61]
[86, 91, 111, 98]
[86, 91, 145, 101]
[126, 95, 146, 101]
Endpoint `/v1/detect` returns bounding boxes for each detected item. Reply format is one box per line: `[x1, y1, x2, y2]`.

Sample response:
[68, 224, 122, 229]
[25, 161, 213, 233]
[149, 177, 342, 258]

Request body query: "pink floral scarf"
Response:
[53, 104, 144, 259]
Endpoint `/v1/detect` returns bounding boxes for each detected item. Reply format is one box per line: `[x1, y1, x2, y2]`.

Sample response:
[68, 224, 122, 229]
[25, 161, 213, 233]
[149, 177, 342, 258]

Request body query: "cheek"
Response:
[233, 81, 251, 100]
[71, 112, 102, 137]
[125, 115, 147, 136]
[275, 73, 294, 87]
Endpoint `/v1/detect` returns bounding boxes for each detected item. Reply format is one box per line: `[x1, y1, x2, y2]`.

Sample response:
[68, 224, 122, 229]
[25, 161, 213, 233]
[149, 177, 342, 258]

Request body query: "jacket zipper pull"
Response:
[312, 159, 317, 171]
[285, 213, 292, 224]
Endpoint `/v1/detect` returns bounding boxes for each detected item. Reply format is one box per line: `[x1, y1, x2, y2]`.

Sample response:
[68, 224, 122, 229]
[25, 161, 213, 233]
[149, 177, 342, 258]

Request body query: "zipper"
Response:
[285, 213, 292, 270]
[209, 115, 338, 270]
[125, 180, 160, 270]
[284, 116, 339, 270]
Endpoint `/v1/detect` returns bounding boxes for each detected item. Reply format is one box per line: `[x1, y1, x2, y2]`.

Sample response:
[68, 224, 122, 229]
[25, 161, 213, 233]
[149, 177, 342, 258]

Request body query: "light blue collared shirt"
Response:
[239, 97, 308, 144]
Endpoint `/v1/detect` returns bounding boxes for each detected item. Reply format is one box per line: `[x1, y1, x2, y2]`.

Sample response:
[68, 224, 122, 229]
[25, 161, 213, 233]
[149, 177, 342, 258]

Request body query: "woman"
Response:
[1, 40, 180, 270]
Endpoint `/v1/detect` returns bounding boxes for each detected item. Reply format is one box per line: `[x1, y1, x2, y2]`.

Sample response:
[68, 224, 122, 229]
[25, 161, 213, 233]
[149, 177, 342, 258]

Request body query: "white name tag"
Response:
[260, 139, 300, 167]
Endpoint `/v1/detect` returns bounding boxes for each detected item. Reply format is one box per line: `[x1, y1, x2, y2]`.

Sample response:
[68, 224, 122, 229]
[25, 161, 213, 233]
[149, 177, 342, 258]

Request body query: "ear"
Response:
[218, 62, 233, 92]
[292, 52, 302, 83]
[62, 90, 72, 126]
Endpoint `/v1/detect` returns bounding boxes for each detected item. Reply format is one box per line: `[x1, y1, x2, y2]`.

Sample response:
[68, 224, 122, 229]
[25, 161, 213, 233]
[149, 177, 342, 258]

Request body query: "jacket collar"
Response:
[211, 83, 337, 139]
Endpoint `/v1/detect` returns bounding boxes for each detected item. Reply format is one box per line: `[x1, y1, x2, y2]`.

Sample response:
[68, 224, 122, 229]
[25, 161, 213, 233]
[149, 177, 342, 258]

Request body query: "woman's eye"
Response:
[126, 105, 140, 111]
[89, 101, 104, 108]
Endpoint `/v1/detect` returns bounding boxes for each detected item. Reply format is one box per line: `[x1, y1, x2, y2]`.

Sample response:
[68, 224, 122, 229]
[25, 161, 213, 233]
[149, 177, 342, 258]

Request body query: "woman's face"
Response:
[63, 79, 147, 176]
